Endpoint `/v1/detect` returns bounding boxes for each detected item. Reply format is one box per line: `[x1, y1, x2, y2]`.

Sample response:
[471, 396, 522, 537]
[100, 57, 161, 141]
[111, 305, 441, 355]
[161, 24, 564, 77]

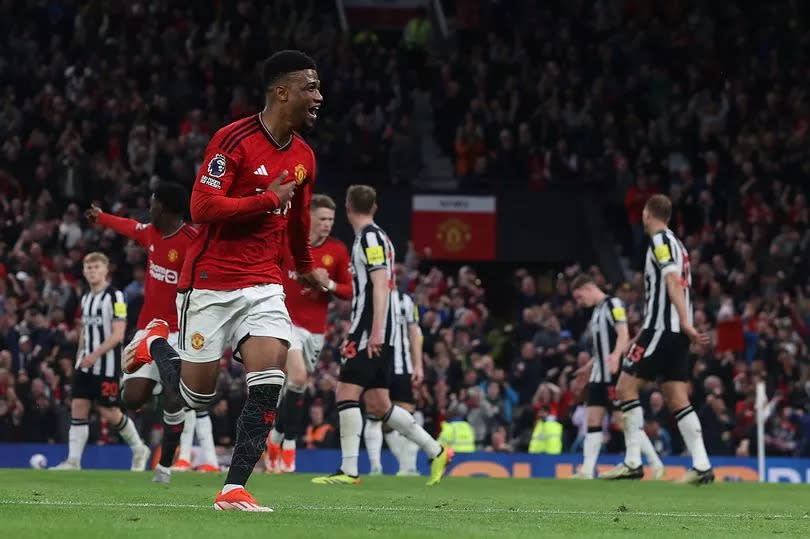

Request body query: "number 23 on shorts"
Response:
[627, 344, 645, 363]
[341, 339, 357, 362]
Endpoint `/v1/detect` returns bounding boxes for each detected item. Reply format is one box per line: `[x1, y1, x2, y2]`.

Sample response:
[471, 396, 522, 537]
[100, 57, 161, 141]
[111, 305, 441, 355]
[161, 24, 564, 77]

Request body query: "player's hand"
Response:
[411, 364, 424, 385]
[683, 324, 710, 346]
[85, 204, 101, 225]
[367, 330, 383, 358]
[607, 352, 620, 374]
[267, 170, 295, 205]
[312, 268, 331, 292]
[79, 352, 99, 369]
[298, 270, 329, 291]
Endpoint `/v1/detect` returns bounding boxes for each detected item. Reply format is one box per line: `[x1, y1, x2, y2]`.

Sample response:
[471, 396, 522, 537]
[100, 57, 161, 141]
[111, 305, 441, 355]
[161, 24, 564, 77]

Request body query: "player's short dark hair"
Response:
[311, 194, 336, 211]
[153, 181, 189, 216]
[346, 185, 377, 215]
[261, 50, 317, 89]
[645, 194, 672, 223]
[570, 274, 595, 291]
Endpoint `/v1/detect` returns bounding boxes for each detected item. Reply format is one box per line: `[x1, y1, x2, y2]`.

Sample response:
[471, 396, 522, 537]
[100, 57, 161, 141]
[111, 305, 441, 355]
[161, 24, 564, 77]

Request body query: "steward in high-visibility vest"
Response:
[438, 420, 476, 452]
[528, 407, 563, 454]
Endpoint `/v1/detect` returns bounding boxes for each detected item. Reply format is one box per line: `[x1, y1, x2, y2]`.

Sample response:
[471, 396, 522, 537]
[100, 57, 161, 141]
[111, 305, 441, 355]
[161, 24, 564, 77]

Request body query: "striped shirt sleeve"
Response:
[360, 229, 388, 272]
[651, 232, 679, 276]
[112, 289, 127, 320]
[608, 297, 627, 325]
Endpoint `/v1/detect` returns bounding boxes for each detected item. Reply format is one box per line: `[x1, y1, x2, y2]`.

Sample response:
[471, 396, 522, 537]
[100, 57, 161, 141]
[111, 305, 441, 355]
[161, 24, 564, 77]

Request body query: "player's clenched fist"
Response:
[267, 170, 296, 205]
[85, 204, 101, 225]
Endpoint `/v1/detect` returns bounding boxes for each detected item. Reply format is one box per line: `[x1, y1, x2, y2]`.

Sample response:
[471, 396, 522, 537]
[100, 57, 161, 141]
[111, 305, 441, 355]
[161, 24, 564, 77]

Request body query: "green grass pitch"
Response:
[1, 470, 808, 538]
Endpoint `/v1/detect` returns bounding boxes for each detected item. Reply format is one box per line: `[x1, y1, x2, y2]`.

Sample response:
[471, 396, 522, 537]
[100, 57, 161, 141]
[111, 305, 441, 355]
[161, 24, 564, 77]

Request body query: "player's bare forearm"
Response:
[409, 323, 423, 370]
[190, 190, 281, 224]
[369, 270, 390, 339]
[665, 272, 690, 329]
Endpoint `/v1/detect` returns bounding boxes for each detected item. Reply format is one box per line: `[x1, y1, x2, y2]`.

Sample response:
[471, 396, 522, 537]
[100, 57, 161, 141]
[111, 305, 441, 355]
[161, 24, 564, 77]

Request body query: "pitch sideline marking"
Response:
[0, 500, 803, 520]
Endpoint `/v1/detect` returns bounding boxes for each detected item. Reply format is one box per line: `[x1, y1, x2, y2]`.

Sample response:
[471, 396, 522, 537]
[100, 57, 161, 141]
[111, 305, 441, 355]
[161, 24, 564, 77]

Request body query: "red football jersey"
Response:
[96, 213, 197, 331]
[179, 113, 315, 291]
[283, 236, 352, 334]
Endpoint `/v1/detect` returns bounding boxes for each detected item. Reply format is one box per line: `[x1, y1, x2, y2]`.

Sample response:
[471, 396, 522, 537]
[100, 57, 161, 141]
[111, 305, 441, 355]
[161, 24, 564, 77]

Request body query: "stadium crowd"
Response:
[0, 0, 809, 462]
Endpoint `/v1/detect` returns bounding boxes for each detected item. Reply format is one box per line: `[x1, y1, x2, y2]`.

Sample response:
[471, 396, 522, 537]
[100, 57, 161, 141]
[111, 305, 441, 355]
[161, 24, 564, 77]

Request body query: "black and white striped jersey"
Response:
[643, 229, 693, 332]
[588, 296, 627, 384]
[392, 291, 418, 375]
[76, 286, 127, 377]
[348, 222, 399, 351]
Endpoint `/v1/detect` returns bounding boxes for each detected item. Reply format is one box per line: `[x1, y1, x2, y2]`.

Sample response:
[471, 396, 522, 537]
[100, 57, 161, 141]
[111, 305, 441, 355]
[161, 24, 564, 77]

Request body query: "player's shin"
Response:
[151, 338, 182, 395]
[223, 369, 285, 489]
[195, 411, 219, 468]
[581, 426, 603, 476]
[113, 414, 146, 450]
[159, 409, 186, 468]
[675, 405, 711, 472]
[176, 409, 196, 465]
[281, 383, 306, 451]
[620, 400, 643, 468]
[384, 430, 403, 461]
[639, 430, 663, 469]
[68, 417, 89, 463]
[364, 417, 383, 472]
[337, 400, 362, 477]
[384, 405, 441, 459]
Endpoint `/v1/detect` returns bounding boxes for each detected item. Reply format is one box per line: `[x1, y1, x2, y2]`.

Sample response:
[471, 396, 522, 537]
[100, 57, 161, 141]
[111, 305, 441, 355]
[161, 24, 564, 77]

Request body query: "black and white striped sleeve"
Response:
[112, 289, 127, 320]
[651, 232, 678, 276]
[608, 297, 627, 326]
[403, 294, 418, 325]
[360, 228, 388, 272]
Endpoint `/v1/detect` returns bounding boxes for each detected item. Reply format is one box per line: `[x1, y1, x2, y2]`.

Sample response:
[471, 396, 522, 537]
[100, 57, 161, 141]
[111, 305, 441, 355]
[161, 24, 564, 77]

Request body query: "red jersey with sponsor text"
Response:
[96, 213, 197, 331]
[283, 236, 352, 334]
[179, 114, 316, 291]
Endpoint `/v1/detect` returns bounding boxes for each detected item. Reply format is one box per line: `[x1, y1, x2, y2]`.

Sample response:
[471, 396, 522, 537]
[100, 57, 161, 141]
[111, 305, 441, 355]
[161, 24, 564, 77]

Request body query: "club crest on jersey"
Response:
[190, 332, 205, 351]
[168, 249, 178, 263]
[294, 164, 307, 184]
[207, 153, 227, 178]
[321, 254, 334, 267]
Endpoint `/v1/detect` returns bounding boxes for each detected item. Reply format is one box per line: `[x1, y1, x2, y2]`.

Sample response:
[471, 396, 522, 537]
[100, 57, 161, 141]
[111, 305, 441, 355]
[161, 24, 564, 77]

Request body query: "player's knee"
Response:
[366, 401, 390, 419]
[179, 379, 217, 411]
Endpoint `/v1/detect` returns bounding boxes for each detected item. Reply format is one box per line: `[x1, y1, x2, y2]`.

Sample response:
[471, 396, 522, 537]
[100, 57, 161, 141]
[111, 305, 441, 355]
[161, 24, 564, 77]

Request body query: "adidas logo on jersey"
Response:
[254, 165, 268, 176]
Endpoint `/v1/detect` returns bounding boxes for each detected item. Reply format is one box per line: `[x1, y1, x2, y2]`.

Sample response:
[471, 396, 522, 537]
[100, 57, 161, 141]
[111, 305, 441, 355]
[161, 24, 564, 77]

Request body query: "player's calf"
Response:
[223, 369, 285, 490]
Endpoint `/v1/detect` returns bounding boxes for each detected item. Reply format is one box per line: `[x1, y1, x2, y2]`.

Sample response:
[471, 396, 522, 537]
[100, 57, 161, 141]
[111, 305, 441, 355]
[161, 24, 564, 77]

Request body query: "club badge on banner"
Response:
[411, 195, 496, 261]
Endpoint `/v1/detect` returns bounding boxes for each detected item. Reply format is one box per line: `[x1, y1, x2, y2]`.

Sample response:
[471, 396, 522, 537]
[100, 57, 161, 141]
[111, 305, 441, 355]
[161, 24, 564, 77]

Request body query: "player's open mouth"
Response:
[307, 105, 320, 120]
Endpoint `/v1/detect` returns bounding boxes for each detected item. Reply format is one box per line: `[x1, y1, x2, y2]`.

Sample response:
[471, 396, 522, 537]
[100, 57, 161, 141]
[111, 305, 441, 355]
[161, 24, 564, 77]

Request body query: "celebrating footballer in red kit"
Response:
[127, 50, 329, 512]
[267, 193, 352, 473]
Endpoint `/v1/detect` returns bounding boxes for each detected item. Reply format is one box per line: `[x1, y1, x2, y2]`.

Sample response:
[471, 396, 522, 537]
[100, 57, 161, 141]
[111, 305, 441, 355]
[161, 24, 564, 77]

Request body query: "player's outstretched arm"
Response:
[87, 205, 150, 246]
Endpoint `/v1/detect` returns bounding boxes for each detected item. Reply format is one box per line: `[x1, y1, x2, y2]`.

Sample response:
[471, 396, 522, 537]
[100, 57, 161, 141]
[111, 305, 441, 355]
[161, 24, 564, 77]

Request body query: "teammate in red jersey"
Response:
[266, 193, 351, 473]
[130, 50, 328, 512]
[87, 183, 219, 480]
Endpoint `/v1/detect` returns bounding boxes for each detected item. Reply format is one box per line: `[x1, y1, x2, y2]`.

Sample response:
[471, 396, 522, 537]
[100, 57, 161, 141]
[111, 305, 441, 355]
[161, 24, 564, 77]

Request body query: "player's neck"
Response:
[647, 222, 667, 237]
[158, 218, 184, 237]
[89, 282, 106, 294]
[310, 233, 328, 247]
[594, 290, 606, 304]
[351, 215, 374, 233]
[260, 108, 293, 146]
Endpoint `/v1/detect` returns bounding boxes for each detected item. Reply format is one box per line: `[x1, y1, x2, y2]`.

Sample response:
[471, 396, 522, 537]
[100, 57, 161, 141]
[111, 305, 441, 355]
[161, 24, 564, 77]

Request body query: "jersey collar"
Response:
[257, 113, 292, 151]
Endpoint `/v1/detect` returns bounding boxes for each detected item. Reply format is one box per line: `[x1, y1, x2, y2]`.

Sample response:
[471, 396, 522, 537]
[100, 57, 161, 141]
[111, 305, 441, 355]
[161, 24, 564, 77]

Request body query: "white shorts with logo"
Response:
[289, 325, 325, 373]
[176, 284, 292, 363]
[121, 331, 179, 395]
